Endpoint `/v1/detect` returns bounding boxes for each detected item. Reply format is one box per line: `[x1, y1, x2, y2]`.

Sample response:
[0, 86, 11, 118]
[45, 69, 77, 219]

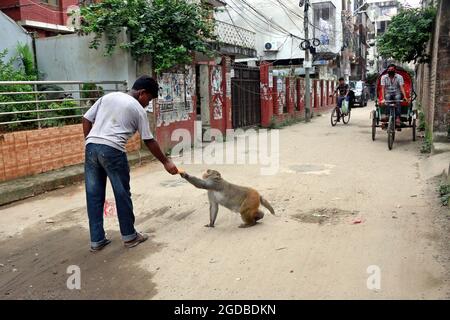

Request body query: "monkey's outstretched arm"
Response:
[181, 172, 221, 191]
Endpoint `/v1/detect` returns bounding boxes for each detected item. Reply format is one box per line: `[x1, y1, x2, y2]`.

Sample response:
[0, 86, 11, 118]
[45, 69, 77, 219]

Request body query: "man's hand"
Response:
[380, 99, 385, 105]
[163, 159, 178, 175]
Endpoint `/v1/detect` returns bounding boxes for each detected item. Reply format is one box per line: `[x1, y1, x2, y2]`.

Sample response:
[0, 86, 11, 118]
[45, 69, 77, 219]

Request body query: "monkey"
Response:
[179, 169, 275, 228]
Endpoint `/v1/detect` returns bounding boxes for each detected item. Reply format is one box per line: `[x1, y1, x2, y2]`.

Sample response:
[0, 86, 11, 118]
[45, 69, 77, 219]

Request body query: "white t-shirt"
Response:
[84, 92, 153, 152]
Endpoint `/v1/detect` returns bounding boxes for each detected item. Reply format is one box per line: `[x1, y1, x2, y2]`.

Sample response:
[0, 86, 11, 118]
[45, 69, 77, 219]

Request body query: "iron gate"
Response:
[231, 64, 261, 128]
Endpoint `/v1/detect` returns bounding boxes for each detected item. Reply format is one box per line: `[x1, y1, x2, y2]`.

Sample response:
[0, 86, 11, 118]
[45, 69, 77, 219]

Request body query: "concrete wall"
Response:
[35, 32, 137, 89]
[0, 11, 33, 64]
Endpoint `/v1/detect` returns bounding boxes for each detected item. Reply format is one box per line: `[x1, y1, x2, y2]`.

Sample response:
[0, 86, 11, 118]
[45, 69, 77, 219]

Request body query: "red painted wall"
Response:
[209, 63, 227, 135]
[259, 63, 335, 127]
[260, 62, 273, 127]
[1, 0, 79, 32]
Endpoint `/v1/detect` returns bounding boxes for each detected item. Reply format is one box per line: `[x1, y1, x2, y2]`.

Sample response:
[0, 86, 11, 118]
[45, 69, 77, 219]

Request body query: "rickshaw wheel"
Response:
[412, 119, 416, 141]
[388, 116, 395, 150]
[330, 108, 338, 126]
[371, 110, 377, 141]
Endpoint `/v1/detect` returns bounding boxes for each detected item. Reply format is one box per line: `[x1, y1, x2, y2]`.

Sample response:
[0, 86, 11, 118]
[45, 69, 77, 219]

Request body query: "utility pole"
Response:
[302, 0, 311, 122]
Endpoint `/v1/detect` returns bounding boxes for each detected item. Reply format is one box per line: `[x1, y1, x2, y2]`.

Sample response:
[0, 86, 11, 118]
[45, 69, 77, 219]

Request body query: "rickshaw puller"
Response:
[380, 64, 409, 127]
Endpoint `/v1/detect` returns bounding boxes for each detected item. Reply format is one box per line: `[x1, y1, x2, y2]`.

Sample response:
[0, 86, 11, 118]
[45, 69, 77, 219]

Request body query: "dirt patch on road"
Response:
[291, 207, 359, 225]
[0, 221, 162, 299]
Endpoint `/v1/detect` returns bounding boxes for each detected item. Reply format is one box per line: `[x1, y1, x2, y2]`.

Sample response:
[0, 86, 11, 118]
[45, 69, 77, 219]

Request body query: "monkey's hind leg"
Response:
[255, 210, 265, 221]
[238, 191, 260, 228]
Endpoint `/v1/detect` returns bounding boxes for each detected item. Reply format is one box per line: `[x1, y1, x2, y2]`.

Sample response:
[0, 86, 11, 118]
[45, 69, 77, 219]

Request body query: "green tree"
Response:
[377, 6, 436, 63]
[77, 0, 216, 73]
[16, 42, 36, 77]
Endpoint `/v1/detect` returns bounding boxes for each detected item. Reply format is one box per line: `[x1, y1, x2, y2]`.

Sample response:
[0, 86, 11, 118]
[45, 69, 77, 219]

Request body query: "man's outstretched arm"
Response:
[144, 139, 178, 175]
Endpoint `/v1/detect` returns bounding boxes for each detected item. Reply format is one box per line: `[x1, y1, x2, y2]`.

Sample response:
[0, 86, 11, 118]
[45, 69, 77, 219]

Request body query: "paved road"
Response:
[0, 102, 449, 299]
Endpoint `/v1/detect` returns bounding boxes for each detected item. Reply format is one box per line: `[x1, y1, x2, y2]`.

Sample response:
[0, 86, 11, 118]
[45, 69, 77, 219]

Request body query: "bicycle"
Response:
[330, 97, 351, 126]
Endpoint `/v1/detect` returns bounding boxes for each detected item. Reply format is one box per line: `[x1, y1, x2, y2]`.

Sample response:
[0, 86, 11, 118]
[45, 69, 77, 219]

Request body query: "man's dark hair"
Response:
[387, 63, 396, 69]
[339, 77, 344, 81]
[132, 75, 159, 97]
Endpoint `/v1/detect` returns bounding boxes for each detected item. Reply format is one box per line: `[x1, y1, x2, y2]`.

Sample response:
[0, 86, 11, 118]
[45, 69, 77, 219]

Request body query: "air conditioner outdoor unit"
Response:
[264, 41, 279, 52]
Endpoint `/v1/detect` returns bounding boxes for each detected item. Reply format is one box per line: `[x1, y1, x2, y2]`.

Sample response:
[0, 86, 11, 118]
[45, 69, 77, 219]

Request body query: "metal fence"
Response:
[0, 80, 127, 131]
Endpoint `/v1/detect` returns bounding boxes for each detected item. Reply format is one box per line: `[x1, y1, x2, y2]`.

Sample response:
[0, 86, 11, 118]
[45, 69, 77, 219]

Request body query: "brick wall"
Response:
[434, 0, 450, 133]
[416, 0, 450, 136]
[0, 124, 141, 182]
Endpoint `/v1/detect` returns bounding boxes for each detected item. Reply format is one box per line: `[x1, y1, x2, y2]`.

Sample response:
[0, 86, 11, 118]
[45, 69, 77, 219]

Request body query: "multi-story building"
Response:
[217, 0, 343, 79]
[365, 0, 401, 72]
[350, 0, 372, 80]
[215, 0, 307, 66]
[311, 0, 344, 80]
[0, 0, 84, 37]
[368, 0, 400, 35]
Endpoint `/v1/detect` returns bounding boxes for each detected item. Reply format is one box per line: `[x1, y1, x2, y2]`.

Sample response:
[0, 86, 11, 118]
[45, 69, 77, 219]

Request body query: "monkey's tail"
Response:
[260, 196, 275, 215]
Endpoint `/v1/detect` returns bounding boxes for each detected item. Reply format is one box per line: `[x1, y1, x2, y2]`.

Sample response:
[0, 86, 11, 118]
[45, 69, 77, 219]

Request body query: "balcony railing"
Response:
[214, 20, 256, 49]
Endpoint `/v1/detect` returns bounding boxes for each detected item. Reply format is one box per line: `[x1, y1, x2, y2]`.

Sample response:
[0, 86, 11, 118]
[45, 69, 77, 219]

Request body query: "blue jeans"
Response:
[385, 93, 402, 117]
[337, 95, 349, 108]
[85, 143, 137, 248]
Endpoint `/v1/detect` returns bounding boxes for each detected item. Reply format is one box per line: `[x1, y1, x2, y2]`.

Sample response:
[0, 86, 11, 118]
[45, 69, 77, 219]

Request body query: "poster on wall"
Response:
[213, 100, 223, 120]
[291, 78, 297, 108]
[211, 66, 223, 120]
[277, 77, 285, 114]
[268, 72, 273, 88]
[185, 66, 195, 112]
[211, 66, 222, 95]
[157, 69, 195, 127]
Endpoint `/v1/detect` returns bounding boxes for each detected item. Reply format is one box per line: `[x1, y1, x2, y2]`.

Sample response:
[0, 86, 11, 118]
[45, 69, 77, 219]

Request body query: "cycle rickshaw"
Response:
[371, 66, 417, 150]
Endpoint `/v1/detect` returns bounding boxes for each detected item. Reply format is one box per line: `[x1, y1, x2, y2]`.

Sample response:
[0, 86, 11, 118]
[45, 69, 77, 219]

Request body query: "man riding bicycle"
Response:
[380, 64, 410, 127]
[331, 77, 349, 121]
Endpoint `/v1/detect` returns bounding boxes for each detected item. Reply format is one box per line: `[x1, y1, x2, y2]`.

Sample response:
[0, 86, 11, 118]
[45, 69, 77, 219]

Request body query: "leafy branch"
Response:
[77, 0, 217, 73]
[377, 6, 436, 63]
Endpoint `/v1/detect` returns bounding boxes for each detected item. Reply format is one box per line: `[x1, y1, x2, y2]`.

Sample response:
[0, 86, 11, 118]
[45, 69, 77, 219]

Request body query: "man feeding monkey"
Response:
[83, 76, 178, 252]
[83, 76, 275, 252]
